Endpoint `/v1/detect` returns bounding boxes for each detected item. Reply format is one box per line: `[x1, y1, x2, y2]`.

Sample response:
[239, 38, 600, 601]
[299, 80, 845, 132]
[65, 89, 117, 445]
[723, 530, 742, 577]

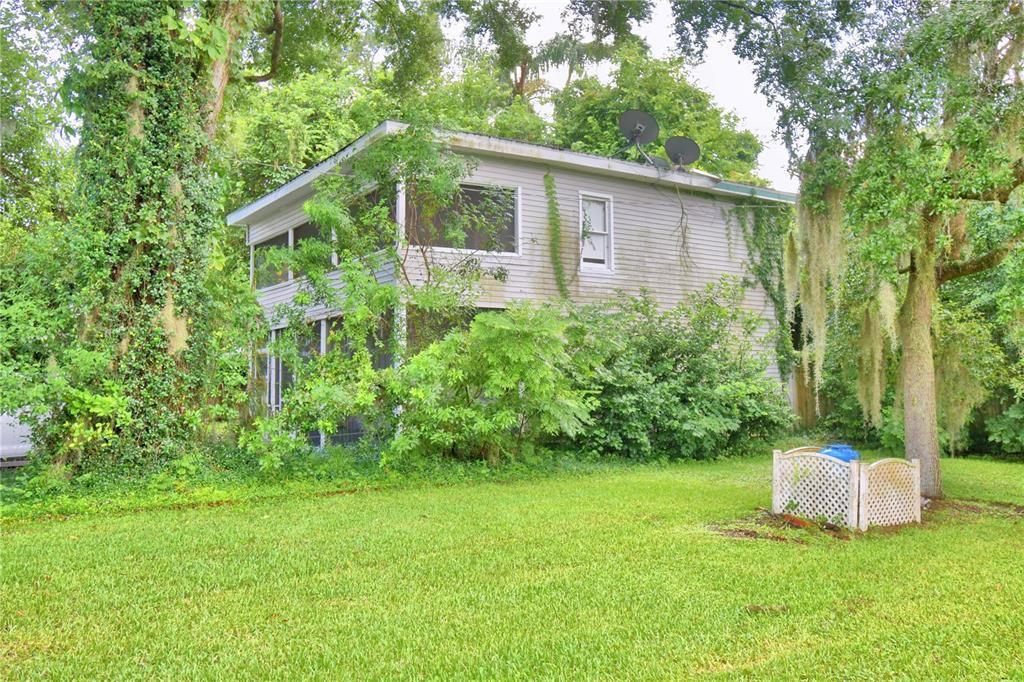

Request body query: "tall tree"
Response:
[2, 0, 463, 468]
[553, 45, 763, 182]
[446, 0, 653, 97]
[672, 0, 1024, 496]
[51, 0, 256, 465]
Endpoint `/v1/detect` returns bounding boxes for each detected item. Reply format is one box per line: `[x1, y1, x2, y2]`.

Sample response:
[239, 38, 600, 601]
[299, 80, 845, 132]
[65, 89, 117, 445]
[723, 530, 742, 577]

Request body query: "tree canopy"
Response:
[554, 44, 763, 182]
[671, 0, 1024, 495]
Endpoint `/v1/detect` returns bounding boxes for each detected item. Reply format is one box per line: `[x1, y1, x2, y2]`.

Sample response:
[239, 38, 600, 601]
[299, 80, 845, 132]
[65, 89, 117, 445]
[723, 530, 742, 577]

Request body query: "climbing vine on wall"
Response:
[727, 200, 796, 377]
[544, 172, 570, 299]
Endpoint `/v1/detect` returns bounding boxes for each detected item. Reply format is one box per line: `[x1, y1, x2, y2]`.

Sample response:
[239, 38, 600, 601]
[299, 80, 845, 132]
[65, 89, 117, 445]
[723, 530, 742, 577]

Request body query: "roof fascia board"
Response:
[712, 180, 797, 204]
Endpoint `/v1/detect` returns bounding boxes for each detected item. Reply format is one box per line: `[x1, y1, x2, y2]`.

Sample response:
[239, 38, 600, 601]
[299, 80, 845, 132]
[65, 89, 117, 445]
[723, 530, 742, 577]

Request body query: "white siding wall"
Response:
[240, 152, 780, 372]
[398, 155, 779, 375]
[422, 155, 773, 317]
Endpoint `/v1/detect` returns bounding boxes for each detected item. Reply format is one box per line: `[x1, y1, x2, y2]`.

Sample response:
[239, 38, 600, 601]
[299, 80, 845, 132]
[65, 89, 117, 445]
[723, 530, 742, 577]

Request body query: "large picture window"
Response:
[406, 183, 517, 253]
[580, 194, 613, 268]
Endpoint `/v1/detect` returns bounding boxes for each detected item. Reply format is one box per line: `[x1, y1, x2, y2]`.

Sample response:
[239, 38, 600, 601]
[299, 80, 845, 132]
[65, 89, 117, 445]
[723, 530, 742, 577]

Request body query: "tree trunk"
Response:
[899, 244, 942, 498]
[204, 1, 250, 142]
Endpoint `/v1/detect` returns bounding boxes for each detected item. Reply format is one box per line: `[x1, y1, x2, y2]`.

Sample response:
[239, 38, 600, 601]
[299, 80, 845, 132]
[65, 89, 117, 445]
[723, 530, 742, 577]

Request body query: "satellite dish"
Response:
[652, 157, 671, 170]
[665, 136, 700, 166]
[618, 110, 659, 146]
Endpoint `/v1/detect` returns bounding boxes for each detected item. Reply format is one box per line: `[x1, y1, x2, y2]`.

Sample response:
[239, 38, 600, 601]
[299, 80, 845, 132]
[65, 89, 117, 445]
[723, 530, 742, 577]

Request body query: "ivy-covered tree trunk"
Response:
[899, 228, 942, 498]
[69, 1, 243, 466]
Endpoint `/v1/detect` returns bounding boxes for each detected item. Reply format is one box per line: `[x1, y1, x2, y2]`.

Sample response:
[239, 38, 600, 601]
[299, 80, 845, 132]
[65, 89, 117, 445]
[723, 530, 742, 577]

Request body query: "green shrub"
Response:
[987, 403, 1024, 456]
[239, 280, 791, 470]
[566, 281, 792, 460]
[382, 304, 593, 466]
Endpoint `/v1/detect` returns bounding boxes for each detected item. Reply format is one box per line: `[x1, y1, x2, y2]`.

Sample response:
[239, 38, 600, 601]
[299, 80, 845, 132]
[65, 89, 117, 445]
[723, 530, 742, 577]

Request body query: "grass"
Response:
[1, 455, 1022, 680]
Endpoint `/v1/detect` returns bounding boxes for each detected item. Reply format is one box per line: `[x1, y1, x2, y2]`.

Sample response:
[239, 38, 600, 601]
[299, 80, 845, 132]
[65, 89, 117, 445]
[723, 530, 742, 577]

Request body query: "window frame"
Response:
[578, 191, 615, 272]
[408, 183, 522, 256]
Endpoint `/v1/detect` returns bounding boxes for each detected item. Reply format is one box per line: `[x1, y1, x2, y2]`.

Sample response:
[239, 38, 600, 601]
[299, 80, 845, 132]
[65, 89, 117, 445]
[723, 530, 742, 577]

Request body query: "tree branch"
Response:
[937, 230, 1024, 283]
[245, 0, 284, 83]
[955, 157, 1024, 203]
[711, 0, 780, 36]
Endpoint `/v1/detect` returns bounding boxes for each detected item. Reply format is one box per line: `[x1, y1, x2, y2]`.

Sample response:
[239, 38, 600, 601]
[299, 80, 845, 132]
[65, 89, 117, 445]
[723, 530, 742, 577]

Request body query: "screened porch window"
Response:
[348, 189, 397, 252]
[291, 222, 330, 278]
[253, 233, 289, 289]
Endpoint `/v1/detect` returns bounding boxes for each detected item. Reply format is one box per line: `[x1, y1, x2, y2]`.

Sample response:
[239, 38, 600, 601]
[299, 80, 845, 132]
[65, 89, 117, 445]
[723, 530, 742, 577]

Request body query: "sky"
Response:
[449, 0, 798, 192]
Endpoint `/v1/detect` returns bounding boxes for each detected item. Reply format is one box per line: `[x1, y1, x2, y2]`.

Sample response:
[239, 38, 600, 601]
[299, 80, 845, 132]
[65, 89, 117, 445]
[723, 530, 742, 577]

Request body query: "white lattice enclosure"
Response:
[858, 458, 921, 531]
[772, 448, 921, 531]
[772, 449, 859, 528]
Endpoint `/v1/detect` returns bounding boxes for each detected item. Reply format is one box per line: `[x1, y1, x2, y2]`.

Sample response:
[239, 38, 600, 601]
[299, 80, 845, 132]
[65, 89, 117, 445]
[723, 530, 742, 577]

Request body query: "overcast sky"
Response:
[448, 0, 798, 192]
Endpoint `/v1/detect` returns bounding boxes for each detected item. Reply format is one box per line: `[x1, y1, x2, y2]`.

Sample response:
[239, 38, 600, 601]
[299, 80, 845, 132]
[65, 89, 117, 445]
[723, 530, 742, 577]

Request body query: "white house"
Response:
[226, 120, 797, 442]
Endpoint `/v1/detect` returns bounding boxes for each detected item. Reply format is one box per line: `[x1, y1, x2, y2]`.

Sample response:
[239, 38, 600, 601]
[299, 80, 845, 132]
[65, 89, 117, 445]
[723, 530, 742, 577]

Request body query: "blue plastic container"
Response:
[820, 443, 860, 462]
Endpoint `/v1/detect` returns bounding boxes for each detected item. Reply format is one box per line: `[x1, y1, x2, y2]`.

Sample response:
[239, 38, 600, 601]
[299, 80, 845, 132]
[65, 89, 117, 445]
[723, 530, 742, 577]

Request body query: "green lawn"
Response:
[2, 456, 1022, 680]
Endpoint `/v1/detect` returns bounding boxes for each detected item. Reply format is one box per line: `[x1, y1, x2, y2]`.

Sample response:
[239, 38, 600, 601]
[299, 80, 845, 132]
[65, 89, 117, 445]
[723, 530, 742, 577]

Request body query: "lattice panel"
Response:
[773, 452, 858, 528]
[859, 459, 920, 530]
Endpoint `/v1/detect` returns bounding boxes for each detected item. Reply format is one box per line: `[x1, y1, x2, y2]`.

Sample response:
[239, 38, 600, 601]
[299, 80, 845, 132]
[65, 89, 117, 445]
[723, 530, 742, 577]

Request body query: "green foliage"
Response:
[567, 282, 792, 461]
[727, 200, 796, 375]
[240, 0, 361, 82]
[553, 45, 763, 183]
[384, 304, 593, 465]
[0, 2, 68, 228]
[220, 69, 378, 205]
[987, 404, 1024, 456]
[934, 305, 1003, 454]
[444, 0, 538, 78]
[405, 47, 550, 141]
[544, 172, 570, 299]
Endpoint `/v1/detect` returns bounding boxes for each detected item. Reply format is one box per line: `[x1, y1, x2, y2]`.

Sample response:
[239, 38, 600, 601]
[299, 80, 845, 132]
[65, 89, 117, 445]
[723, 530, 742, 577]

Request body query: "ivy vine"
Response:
[544, 172, 570, 299]
[48, 1, 221, 469]
[728, 201, 796, 377]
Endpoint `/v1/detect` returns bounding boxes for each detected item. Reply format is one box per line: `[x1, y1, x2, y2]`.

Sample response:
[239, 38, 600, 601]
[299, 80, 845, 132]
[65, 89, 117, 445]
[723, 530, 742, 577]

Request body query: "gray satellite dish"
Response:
[618, 110, 659, 146]
[665, 136, 700, 166]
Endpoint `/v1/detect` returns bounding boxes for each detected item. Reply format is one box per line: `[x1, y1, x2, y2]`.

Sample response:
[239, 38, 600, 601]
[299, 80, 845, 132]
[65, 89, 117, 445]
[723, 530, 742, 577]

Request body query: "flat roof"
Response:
[226, 120, 797, 226]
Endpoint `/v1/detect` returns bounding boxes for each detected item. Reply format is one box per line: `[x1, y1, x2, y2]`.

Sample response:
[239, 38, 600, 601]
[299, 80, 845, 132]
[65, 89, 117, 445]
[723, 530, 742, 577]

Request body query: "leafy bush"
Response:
[566, 281, 792, 460]
[987, 403, 1024, 456]
[240, 280, 791, 470]
[383, 304, 593, 465]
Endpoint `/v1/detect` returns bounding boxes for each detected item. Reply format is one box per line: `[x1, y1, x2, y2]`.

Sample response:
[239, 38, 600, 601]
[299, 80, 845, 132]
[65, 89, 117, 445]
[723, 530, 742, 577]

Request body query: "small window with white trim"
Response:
[580, 194, 612, 268]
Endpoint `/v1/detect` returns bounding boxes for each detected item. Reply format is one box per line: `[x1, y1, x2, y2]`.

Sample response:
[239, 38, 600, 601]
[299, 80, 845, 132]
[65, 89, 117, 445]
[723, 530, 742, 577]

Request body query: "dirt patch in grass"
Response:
[929, 498, 1024, 518]
[711, 509, 854, 543]
[745, 603, 789, 615]
[708, 513, 810, 544]
[711, 526, 795, 542]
